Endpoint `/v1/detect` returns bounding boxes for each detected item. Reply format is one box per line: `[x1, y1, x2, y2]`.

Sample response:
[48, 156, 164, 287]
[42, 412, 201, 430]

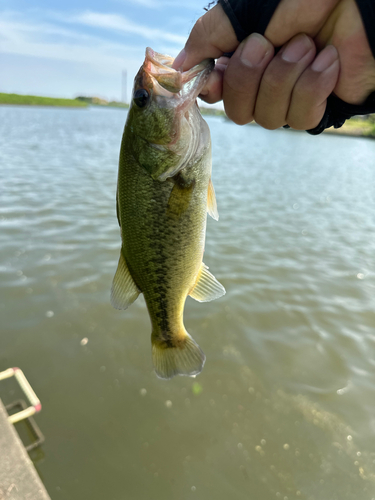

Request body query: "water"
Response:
[1, 105, 375, 500]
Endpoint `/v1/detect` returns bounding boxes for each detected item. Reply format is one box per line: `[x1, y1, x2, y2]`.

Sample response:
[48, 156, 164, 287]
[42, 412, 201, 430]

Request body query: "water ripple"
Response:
[1, 106, 375, 499]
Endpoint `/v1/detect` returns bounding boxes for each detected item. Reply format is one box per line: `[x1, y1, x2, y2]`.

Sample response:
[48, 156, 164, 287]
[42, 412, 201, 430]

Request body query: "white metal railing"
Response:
[0, 367, 42, 424]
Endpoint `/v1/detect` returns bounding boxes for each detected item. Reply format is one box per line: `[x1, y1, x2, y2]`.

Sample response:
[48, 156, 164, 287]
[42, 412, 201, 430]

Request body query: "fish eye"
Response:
[133, 89, 149, 108]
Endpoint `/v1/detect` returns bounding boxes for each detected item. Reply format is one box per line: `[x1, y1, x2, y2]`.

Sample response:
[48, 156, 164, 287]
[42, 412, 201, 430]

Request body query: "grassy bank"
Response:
[329, 117, 375, 138]
[0, 93, 87, 107]
[200, 106, 226, 117]
[247, 116, 375, 138]
[0, 93, 129, 108]
[75, 96, 128, 108]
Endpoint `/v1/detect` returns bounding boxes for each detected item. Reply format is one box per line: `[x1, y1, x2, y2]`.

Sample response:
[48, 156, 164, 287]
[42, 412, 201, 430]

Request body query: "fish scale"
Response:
[120, 143, 207, 327]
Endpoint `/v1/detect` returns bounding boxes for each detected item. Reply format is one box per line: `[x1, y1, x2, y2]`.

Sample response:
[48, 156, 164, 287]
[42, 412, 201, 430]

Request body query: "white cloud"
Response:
[113, 0, 206, 10]
[0, 9, 190, 99]
[0, 17, 135, 67]
[70, 11, 186, 45]
[117, 0, 161, 8]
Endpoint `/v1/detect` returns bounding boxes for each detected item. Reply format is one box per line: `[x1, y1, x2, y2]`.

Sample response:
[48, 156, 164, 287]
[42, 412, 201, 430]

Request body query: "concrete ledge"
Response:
[0, 400, 50, 500]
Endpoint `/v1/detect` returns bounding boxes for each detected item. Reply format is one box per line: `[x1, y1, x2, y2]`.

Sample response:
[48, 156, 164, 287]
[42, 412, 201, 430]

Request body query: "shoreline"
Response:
[232, 116, 375, 139]
[0, 93, 129, 109]
[0, 93, 87, 108]
[1, 92, 373, 139]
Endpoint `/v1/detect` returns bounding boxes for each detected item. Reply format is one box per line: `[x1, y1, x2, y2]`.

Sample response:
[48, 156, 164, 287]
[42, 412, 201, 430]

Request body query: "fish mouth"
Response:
[136, 48, 213, 182]
[143, 47, 214, 107]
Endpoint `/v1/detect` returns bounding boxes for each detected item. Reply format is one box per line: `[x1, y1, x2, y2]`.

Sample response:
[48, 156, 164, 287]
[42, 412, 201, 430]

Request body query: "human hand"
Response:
[173, 0, 375, 130]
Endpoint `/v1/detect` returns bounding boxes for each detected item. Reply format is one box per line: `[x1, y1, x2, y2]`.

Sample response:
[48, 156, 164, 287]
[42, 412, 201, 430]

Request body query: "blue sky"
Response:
[0, 0, 208, 101]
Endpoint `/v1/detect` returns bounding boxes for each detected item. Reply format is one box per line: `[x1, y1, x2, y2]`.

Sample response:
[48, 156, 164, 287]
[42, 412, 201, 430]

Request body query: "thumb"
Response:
[172, 4, 239, 71]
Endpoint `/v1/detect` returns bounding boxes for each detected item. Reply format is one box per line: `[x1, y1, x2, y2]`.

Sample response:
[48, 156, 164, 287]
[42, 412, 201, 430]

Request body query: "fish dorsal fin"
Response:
[207, 179, 219, 221]
[189, 263, 225, 302]
[111, 250, 140, 309]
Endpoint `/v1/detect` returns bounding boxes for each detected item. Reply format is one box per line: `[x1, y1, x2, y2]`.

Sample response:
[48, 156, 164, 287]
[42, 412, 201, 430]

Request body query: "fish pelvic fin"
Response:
[189, 262, 225, 302]
[111, 250, 140, 310]
[152, 329, 205, 380]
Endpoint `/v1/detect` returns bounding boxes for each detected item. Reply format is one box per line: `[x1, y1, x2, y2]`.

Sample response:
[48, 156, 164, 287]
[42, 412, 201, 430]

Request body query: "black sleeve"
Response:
[218, 0, 282, 41]
[355, 0, 375, 59]
[217, 0, 375, 135]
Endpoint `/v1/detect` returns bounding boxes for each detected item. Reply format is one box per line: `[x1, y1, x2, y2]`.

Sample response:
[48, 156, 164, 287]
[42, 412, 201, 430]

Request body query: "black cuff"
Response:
[355, 0, 375, 59]
[306, 91, 375, 135]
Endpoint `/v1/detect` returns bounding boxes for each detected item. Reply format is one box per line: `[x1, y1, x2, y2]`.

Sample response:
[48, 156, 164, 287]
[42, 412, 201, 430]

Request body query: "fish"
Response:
[111, 47, 225, 380]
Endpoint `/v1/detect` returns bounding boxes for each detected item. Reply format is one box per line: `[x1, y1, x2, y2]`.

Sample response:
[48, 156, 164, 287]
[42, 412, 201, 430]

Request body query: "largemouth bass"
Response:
[111, 47, 225, 380]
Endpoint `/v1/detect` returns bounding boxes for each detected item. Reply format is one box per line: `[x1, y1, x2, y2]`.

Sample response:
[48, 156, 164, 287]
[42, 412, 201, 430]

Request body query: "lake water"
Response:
[1, 105, 375, 500]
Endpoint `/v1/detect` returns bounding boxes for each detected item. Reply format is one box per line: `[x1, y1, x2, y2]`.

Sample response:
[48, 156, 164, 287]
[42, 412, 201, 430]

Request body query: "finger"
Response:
[254, 33, 316, 129]
[221, 34, 274, 125]
[172, 4, 238, 71]
[199, 63, 228, 104]
[316, 0, 375, 104]
[216, 56, 230, 65]
[265, 0, 340, 46]
[287, 45, 340, 129]
[199, 57, 229, 103]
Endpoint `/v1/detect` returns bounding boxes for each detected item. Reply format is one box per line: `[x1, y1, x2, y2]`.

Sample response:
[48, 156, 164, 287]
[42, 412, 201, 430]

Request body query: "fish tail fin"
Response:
[151, 328, 205, 380]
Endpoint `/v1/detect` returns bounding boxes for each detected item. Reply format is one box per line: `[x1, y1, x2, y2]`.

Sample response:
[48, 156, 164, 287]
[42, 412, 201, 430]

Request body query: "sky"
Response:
[0, 0, 210, 102]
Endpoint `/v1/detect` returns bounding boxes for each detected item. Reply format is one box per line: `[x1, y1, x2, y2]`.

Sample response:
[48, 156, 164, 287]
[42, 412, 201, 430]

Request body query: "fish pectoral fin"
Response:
[189, 263, 225, 302]
[110, 251, 140, 310]
[207, 179, 219, 221]
[167, 174, 195, 218]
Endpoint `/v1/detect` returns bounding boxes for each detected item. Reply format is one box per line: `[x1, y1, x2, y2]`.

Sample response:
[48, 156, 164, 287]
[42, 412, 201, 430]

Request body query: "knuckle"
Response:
[225, 107, 253, 126]
[197, 15, 210, 38]
[261, 71, 284, 96]
[199, 12, 220, 47]
[293, 80, 317, 102]
[186, 15, 213, 53]
[288, 111, 324, 131]
[254, 119, 281, 130]
[287, 101, 325, 130]
[199, 94, 218, 105]
[225, 57, 262, 95]
[187, 17, 207, 47]
[235, 117, 253, 126]
[253, 110, 283, 130]
[225, 73, 249, 94]
[286, 117, 307, 130]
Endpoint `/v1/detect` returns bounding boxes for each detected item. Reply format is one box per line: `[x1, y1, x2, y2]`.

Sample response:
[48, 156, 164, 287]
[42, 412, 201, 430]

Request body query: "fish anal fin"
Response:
[189, 263, 225, 302]
[207, 179, 219, 221]
[110, 250, 140, 310]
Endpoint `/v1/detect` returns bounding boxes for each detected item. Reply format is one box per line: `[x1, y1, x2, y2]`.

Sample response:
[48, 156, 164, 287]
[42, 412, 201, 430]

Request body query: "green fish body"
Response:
[111, 48, 225, 379]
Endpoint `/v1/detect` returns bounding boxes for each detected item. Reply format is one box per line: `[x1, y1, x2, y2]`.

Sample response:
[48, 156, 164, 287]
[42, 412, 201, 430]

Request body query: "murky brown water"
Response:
[1, 105, 375, 500]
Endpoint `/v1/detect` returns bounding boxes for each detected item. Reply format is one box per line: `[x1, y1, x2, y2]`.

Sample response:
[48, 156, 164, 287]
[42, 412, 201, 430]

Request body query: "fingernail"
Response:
[311, 45, 338, 72]
[240, 33, 270, 67]
[282, 34, 313, 63]
[173, 49, 186, 70]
